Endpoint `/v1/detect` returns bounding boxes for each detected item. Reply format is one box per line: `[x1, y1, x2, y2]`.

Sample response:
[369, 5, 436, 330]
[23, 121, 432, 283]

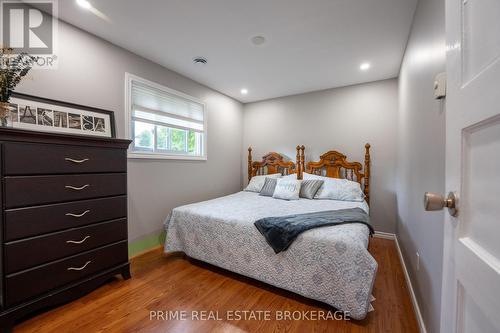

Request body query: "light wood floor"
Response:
[14, 238, 419, 333]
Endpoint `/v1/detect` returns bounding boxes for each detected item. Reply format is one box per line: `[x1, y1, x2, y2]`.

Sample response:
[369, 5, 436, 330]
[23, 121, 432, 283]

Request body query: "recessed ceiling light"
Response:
[193, 57, 208, 65]
[76, 0, 92, 9]
[241, 88, 248, 95]
[360, 62, 371, 71]
[251, 36, 266, 46]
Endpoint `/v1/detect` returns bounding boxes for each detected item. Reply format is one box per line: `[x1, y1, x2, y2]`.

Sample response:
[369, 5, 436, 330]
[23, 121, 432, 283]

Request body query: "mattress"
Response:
[164, 191, 377, 319]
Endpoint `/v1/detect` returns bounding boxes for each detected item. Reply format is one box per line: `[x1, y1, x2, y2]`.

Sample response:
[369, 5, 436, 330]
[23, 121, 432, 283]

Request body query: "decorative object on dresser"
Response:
[0, 128, 131, 333]
[6, 93, 116, 138]
[0, 48, 37, 127]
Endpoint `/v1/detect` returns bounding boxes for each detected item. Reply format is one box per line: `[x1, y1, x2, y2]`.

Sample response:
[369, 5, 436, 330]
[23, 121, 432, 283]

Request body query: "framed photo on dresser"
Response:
[7, 92, 116, 138]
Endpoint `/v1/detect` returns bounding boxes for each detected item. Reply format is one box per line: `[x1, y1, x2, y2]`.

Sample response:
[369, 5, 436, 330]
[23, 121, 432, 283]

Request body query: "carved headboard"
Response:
[247, 146, 305, 182]
[305, 143, 371, 204]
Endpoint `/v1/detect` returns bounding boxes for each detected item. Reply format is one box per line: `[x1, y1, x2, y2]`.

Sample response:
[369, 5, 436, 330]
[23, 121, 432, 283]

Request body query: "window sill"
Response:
[127, 152, 207, 161]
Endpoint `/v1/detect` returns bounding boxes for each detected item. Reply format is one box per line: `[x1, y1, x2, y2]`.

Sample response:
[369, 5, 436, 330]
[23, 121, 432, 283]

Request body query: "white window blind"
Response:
[127, 75, 206, 159]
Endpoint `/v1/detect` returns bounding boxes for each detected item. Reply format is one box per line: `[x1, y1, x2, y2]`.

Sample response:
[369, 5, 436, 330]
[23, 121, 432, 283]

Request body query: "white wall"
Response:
[397, 0, 446, 331]
[16, 20, 244, 242]
[243, 79, 398, 232]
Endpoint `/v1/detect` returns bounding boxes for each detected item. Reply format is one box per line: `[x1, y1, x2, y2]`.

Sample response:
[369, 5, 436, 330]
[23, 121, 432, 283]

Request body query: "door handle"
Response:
[424, 191, 458, 217]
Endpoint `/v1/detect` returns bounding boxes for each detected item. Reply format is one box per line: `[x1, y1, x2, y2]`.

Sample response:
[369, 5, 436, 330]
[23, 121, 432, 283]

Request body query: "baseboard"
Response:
[129, 244, 163, 259]
[128, 230, 166, 257]
[393, 236, 428, 333]
[374, 231, 396, 240]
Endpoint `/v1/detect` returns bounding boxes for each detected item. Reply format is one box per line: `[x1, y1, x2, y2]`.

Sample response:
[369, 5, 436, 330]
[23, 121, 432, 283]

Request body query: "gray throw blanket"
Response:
[254, 208, 373, 253]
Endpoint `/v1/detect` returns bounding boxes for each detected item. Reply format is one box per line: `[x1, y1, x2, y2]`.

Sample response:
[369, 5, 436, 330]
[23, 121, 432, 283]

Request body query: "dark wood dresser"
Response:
[0, 128, 131, 332]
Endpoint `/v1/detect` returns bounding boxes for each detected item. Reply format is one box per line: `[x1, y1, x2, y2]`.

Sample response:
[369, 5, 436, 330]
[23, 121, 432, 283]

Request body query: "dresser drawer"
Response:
[5, 241, 128, 307]
[5, 173, 126, 208]
[5, 196, 127, 241]
[3, 142, 126, 175]
[5, 219, 127, 274]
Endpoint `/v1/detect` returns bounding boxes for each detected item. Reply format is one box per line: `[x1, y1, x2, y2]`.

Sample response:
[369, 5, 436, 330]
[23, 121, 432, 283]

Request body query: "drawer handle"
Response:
[67, 261, 92, 271]
[65, 184, 90, 191]
[65, 210, 90, 218]
[66, 235, 90, 244]
[65, 158, 90, 164]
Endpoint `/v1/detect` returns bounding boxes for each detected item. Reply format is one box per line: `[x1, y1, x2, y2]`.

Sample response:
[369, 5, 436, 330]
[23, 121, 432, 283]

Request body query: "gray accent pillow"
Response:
[299, 179, 324, 199]
[259, 177, 278, 197]
[273, 179, 301, 200]
[244, 173, 281, 192]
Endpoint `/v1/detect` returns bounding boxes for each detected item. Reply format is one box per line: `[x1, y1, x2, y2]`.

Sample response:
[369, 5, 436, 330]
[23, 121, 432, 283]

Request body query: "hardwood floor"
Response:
[14, 238, 419, 333]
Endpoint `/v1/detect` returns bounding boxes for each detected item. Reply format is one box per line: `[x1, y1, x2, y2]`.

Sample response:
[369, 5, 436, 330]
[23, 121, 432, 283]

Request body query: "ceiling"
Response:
[56, 0, 417, 103]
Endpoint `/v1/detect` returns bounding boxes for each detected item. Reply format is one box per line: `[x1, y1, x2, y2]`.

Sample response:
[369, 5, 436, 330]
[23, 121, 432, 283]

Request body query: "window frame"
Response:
[125, 73, 207, 160]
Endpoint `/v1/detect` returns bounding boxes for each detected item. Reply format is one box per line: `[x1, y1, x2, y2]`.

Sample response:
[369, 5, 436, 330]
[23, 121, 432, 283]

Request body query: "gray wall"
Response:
[16, 20, 244, 242]
[243, 79, 398, 233]
[397, 0, 446, 331]
[12, 13, 446, 332]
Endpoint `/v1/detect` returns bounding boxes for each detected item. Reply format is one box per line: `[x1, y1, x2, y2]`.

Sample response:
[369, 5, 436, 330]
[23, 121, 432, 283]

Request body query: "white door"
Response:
[438, 0, 500, 332]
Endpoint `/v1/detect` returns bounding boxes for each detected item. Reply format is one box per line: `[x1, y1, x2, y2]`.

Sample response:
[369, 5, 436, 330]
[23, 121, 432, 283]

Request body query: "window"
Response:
[125, 74, 206, 160]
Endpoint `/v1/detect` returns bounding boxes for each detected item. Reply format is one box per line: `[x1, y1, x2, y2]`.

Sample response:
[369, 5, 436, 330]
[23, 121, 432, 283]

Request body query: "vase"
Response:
[0, 101, 12, 127]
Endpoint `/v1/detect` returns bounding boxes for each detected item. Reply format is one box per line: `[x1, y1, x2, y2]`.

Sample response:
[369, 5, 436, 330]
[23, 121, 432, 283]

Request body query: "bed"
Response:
[164, 144, 377, 320]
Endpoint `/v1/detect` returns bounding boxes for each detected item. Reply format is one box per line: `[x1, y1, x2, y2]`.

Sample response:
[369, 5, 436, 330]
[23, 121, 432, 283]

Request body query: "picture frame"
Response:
[7, 92, 116, 138]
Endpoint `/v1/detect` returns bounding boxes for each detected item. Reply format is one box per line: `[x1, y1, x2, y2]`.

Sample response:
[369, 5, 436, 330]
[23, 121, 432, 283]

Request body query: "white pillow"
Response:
[303, 172, 364, 202]
[272, 178, 301, 200]
[281, 173, 298, 180]
[244, 173, 282, 192]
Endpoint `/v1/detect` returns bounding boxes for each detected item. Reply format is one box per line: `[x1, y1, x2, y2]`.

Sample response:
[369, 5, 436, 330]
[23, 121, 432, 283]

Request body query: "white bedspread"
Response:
[164, 191, 377, 319]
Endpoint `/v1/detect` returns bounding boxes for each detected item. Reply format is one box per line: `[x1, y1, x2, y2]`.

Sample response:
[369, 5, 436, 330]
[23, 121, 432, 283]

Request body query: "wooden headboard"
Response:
[247, 146, 305, 182]
[305, 143, 371, 204]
